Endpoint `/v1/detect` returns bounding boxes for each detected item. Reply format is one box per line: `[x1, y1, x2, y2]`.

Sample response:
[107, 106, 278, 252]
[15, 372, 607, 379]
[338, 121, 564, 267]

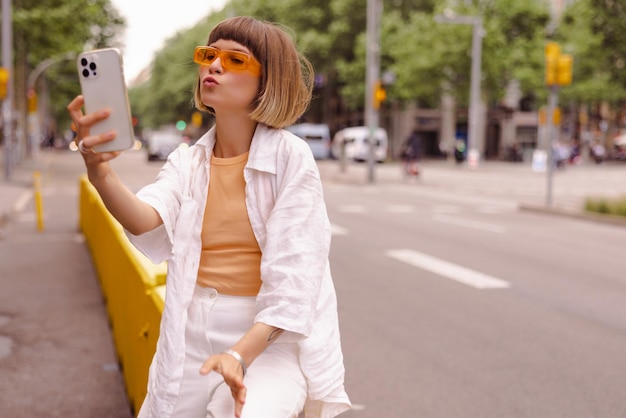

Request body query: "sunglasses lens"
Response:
[195, 47, 217, 65]
[204, 50, 217, 63]
[224, 52, 247, 70]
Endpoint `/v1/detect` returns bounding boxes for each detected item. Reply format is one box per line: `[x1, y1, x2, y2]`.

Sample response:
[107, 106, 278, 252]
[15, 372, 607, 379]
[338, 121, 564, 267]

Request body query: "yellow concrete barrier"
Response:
[79, 176, 167, 416]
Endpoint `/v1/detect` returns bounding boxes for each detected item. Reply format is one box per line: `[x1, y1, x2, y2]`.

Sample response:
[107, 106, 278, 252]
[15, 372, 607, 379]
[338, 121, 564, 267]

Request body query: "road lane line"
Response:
[386, 249, 511, 289]
[14, 190, 33, 212]
[338, 204, 366, 213]
[432, 214, 506, 234]
[386, 204, 414, 213]
[330, 223, 348, 236]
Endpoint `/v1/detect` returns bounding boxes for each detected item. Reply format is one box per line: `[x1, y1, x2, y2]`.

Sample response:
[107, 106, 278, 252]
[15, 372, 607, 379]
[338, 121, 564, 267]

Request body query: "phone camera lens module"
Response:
[89, 62, 97, 71]
[81, 58, 88, 67]
[82, 69, 90, 78]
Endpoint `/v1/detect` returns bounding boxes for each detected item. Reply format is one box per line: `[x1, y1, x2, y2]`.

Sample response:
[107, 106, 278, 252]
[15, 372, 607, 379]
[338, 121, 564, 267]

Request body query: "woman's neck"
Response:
[213, 115, 257, 158]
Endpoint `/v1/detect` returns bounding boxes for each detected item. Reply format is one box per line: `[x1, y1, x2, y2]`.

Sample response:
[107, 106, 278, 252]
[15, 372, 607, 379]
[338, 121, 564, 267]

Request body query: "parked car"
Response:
[146, 131, 185, 161]
[331, 126, 388, 163]
[285, 123, 331, 159]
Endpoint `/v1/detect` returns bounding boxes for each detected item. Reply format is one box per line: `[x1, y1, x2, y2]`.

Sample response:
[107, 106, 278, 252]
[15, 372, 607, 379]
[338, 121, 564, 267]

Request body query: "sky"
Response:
[110, 0, 227, 82]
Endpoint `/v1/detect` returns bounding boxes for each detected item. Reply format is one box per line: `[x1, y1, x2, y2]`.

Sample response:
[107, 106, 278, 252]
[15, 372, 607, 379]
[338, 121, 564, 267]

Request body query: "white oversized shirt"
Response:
[126, 124, 350, 417]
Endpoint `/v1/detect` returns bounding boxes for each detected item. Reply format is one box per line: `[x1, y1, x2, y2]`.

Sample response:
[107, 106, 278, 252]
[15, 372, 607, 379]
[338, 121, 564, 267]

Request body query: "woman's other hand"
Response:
[200, 353, 247, 417]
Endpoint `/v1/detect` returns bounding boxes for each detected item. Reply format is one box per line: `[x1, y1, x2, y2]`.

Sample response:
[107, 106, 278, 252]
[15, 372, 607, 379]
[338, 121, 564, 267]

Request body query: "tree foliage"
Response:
[125, 0, 626, 134]
[558, 0, 626, 106]
[8, 0, 125, 133]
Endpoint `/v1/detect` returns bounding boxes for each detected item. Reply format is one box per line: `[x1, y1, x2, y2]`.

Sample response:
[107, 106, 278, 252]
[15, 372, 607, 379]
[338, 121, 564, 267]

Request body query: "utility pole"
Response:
[2, 0, 13, 179]
[365, 0, 382, 183]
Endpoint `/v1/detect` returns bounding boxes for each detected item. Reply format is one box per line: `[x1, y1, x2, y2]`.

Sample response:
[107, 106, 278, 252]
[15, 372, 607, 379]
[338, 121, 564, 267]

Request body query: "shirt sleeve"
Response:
[124, 147, 187, 264]
[254, 140, 331, 337]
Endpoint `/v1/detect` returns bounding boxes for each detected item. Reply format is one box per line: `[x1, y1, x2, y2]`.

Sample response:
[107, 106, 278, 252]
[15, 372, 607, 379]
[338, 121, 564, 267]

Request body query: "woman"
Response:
[68, 16, 350, 418]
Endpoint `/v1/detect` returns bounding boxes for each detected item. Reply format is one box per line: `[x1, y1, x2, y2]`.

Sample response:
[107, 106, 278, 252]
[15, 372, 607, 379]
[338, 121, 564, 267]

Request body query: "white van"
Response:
[285, 123, 331, 160]
[331, 126, 388, 163]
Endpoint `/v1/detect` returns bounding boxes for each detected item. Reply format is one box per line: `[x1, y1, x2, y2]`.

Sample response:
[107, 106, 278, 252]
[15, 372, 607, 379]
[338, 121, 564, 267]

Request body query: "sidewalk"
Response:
[0, 150, 39, 230]
[316, 157, 626, 227]
[0, 146, 134, 417]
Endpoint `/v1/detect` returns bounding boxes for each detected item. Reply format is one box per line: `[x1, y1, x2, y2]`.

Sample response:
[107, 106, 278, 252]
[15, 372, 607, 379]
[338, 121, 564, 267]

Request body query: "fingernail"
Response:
[105, 132, 115, 139]
[100, 109, 110, 117]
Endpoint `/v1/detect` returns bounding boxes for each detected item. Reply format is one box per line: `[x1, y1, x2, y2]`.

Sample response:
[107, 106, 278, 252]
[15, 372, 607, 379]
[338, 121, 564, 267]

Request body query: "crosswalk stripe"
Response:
[338, 204, 366, 213]
[432, 214, 506, 234]
[386, 249, 510, 289]
[330, 223, 348, 236]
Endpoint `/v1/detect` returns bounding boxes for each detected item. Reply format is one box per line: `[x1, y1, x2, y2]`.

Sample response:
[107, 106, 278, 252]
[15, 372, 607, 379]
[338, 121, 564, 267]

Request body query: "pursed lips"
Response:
[203, 76, 219, 87]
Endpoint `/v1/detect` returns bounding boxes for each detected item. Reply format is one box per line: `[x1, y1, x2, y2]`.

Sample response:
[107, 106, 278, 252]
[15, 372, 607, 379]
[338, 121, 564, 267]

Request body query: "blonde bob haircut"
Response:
[193, 16, 314, 129]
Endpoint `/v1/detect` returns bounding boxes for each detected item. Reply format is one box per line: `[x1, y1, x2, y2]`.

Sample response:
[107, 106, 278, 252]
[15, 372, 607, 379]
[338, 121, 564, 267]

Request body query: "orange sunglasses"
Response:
[193, 46, 261, 77]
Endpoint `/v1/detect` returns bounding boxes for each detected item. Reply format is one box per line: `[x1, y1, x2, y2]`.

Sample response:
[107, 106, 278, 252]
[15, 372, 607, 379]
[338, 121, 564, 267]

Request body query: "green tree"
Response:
[129, 12, 229, 130]
[376, 1, 550, 110]
[129, 0, 553, 136]
[8, 0, 125, 140]
[559, 0, 626, 105]
[588, 0, 626, 93]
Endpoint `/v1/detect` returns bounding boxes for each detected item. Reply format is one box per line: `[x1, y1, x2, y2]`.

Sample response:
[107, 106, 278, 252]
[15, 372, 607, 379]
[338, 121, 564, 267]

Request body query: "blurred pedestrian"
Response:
[68, 16, 350, 418]
[400, 128, 422, 178]
[454, 139, 466, 163]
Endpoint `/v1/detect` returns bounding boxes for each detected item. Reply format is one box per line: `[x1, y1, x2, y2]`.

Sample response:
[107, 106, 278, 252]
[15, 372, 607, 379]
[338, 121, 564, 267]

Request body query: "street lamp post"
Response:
[27, 52, 76, 158]
[435, 11, 483, 168]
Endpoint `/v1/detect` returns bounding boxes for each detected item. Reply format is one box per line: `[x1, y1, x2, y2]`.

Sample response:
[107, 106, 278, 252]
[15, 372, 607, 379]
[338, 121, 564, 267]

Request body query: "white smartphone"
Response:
[77, 48, 135, 152]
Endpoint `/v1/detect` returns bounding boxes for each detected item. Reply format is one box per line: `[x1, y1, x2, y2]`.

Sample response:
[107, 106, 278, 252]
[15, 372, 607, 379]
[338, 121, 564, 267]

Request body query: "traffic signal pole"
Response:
[544, 41, 573, 207]
[365, 0, 382, 183]
[546, 85, 558, 206]
[2, 0, 13, 179]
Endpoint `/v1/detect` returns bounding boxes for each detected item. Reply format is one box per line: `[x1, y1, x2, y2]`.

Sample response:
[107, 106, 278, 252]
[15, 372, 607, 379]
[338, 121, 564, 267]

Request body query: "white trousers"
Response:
[170, 286, 307, 418]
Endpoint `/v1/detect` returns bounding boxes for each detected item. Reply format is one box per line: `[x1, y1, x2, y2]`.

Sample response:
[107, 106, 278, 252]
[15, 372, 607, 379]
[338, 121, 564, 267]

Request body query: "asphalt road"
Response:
[323, 174, 626, 418]
[2, 148, 626, 417]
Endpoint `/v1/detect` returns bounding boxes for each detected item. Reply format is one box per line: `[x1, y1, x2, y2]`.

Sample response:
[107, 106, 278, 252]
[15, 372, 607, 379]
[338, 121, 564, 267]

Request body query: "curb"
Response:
[519, 204, 626, 228]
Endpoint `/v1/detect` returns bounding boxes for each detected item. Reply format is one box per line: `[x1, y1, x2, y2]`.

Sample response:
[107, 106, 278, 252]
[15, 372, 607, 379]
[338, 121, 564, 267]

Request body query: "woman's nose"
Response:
[209, 57, 223, 74]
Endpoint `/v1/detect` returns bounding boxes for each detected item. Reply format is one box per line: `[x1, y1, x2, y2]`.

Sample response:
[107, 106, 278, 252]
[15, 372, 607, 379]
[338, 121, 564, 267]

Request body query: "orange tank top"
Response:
[196, 152, 262, 296]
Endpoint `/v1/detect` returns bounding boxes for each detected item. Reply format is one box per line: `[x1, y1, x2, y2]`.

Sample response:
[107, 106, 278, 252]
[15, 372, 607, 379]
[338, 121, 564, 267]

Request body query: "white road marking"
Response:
[386, 249, 511, 289]
[432, 214, 506, 234]
[14, 190, 33, 212]
[386, 204, 414, 213]
[477, 206, 506, 214]
[432, 205, 461, 214]
[330, 223, 349, 236]
[338, 204, 367, 213]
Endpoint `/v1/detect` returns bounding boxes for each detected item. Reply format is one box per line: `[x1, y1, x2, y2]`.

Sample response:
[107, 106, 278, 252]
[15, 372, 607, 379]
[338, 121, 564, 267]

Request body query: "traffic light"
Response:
[557, 54, 573, 86]
[373, 81, 386, 110]
[544, 42, 560, 86]
[552, 107, 561, 125]
[0, 67, 9, 100]
[545, 42, 573, 87]
[27, 89, 38, 113]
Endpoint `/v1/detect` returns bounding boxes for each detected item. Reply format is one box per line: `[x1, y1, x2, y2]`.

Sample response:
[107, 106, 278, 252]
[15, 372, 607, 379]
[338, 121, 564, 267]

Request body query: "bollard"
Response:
[33, 171, 44, 231]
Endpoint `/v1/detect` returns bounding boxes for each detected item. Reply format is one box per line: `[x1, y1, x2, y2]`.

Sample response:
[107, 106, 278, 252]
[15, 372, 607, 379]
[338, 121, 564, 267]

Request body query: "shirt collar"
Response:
[195, 124, 279, 175]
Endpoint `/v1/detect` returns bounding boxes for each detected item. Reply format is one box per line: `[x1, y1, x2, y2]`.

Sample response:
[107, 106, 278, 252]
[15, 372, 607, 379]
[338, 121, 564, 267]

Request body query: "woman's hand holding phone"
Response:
[67, 95, 122, 180]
